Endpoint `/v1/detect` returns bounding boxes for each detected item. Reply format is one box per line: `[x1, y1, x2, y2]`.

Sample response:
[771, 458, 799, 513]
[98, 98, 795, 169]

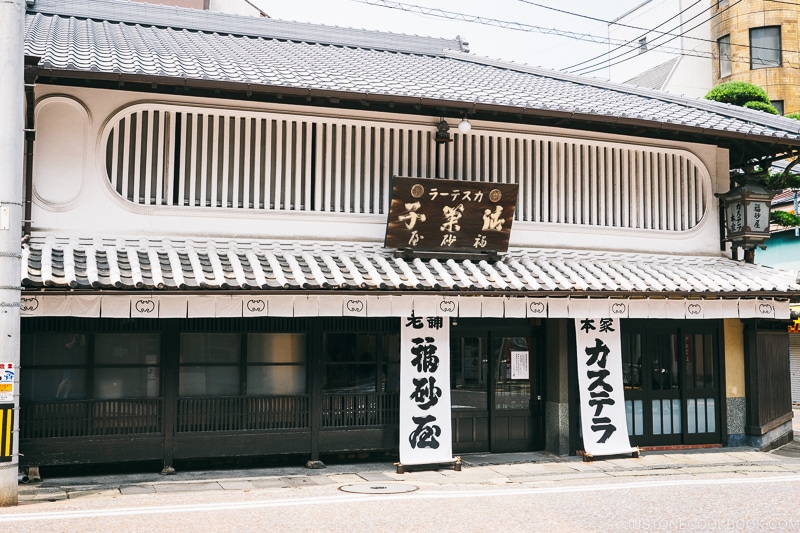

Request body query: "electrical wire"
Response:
[353, 0, 706, 61]
[572, 0, 800, 76]
[517, 0, 800, 74]
[562, 0, 706, 72]
[352, 0, 800, 74]
[568, 0, 729, 75]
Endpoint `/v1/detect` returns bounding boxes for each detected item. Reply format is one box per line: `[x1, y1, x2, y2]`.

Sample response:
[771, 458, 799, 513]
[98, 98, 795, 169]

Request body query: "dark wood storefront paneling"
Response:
[745, 322, 793, 442]
[20, 316, 551, 467]
[19, 317, 406, 467]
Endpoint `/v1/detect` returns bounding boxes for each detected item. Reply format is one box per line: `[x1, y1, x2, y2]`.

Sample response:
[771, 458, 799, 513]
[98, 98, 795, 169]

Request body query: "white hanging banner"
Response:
[574, 317, 637, 457]
[399, 314, 454, 466]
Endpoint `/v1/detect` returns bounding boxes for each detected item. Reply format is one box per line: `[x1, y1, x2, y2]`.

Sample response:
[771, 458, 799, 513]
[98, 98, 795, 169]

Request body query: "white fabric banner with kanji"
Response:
[575, 317, 638, 457]
[399, 314, 454, 466]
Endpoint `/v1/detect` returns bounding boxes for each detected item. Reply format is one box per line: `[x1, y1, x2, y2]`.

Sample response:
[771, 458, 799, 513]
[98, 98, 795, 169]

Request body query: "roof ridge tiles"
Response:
[30, 0, 466, 55]
[443, 50, 800, 136]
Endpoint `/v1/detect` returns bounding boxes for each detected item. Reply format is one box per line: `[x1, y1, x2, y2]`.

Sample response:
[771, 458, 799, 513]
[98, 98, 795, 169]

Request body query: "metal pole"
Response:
[0, 0, 26, 507]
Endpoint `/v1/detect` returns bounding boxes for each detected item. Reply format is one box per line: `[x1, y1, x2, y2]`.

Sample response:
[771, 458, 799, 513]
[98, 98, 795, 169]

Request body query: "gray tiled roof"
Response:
[623, 57, 679, 91]
[24, 0, 800, 148]
[21, 237, 800, 295]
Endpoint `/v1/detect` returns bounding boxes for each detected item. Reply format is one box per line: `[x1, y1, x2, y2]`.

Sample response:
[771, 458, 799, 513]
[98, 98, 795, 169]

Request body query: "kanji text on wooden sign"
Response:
[385, 176, 518, 253]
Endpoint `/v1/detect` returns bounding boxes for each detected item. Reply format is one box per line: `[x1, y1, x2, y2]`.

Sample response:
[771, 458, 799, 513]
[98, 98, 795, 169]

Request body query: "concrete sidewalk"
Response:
[18, 408, 800, 503]
[18, 444, 800, 504]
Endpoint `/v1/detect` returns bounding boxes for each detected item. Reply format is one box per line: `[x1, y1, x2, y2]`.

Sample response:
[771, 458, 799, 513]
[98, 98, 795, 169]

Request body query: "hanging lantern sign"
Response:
[716, 171, 774, 253]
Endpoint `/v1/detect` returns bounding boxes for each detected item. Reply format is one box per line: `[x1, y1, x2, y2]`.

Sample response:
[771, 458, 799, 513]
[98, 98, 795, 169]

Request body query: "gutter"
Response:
[22, 55, 39, 241]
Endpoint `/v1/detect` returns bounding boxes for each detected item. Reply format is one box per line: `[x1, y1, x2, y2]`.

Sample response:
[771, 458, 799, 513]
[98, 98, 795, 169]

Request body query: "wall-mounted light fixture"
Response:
[435, 119, 452, 143]
[716, 168, 774, 262]
[458, 117, 472, 134]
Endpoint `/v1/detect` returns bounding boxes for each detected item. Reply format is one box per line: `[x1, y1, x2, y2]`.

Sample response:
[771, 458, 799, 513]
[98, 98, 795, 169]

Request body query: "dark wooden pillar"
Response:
[161, 324, 179, 471]
[309, 320, 323, 461]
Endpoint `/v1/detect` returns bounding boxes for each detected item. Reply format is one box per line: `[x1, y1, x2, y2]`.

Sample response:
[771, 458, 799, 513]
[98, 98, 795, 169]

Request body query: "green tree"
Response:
[704, 81, 776, 112]
[705, 82, 800, 227]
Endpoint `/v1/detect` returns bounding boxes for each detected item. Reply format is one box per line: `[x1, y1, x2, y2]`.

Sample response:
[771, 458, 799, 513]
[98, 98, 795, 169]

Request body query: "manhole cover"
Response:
[339, 483, 418, 494]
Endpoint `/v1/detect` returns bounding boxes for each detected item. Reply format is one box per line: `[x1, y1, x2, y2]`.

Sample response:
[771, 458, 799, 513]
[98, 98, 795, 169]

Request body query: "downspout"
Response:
[22, 56, 38, 242]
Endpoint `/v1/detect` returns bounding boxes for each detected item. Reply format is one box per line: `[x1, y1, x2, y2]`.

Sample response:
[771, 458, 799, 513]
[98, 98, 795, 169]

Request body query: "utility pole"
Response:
[0, 0, 26, 506]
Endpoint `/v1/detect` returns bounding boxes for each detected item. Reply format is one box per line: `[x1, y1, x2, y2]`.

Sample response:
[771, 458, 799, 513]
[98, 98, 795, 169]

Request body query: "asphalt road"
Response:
[3, 469, 800, 532]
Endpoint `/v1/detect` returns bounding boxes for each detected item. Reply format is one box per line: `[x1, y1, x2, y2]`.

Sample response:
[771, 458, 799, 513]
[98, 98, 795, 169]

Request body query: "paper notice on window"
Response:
[510, 351, 529, 379]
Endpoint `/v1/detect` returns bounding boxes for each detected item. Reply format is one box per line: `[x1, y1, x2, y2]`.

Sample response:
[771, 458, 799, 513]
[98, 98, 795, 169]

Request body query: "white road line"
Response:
[4, 474, 800, 522]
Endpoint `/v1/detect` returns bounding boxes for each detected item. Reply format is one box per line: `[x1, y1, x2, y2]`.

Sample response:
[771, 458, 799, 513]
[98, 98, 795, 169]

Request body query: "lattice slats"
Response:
[105, 105, 711, 232]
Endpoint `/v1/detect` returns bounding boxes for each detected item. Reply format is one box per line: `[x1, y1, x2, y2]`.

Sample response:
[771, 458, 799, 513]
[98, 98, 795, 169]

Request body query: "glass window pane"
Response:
[697, 399, 707, 432]
[669, 334, 679, 389]
[684, 334, 694, 390]
[22, 368, 87, 401]
[718, 35, 731, 77]
[751, 26, 781, 69]
[247, 333, 306, 364]
[672, 399, 682, 434]
[707, 398, 716, 432]
[23, 333, 88, 366]
[633, 399, 643, 435]
[94, 367, 160, 399]
[703, 334, 715, 388]
[383, 363, 400, 393]
[626, 400, 633, 436]
[451, 337, 487, 410]
[694, 334, 705, 388]
[95, 333, 160, 365]
[248, 366, 306, 395]
[323, 332, 397, 393]
[622, 334, 642, 389]
[494, 337, 530, 410]
[180, 333, 240, 363]
[687, 399, 697, 433]
[652, 400, 662, 435]
[179, 366, 239, 396]
[651, 335, 674, 390]
[324, 364, 376, 392]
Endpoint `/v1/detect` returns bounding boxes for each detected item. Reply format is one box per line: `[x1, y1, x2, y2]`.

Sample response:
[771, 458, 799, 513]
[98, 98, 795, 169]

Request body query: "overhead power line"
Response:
[562, 0, 706, 73]
[354, 0, 701, 63]
[569, 0, 729, 75]
[353, 0, 800, 74]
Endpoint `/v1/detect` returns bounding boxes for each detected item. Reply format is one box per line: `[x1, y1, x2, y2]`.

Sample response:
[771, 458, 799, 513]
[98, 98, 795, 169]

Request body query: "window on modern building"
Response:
[638, 37, 647, 54]
[246, 333, 307, 395]
[718, 0, 728, 7]
[771, 100, 785, 115]
[179, 333, 241, 396]
[94, 333, 161, 399]
[718, 34, 731, 77]
[750, 26, 781, 69]
[21, 333, 89, 401]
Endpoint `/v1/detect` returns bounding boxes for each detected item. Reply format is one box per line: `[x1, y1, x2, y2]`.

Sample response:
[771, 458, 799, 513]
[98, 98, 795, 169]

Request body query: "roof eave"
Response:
[35, 67, 800, 157]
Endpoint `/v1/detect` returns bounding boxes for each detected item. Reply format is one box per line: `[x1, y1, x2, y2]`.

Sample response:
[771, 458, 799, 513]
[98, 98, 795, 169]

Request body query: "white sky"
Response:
[251, 0, 647, 76]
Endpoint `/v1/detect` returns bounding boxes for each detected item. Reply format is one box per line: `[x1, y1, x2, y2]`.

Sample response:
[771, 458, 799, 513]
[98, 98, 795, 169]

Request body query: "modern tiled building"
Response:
[712, 0, 800, 115]
[17, 0, 800, 472]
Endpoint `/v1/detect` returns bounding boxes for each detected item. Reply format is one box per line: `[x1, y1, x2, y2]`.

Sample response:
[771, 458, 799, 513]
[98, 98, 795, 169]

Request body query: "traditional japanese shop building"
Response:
[17, 0, 800, 470]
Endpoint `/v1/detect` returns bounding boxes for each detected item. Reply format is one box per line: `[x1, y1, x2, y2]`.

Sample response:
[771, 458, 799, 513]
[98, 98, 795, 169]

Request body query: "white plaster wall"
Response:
[609, 0, 713, 97]
[208, 0, 264, 17]
[30, 84, 725, 256]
